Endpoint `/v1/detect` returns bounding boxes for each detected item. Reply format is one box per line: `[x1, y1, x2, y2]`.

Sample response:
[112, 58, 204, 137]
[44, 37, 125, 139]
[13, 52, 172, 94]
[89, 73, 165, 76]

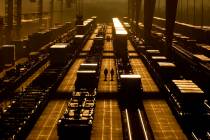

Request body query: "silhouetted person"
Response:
[104, 68, 108, 81]
[110, 68, 114, 81]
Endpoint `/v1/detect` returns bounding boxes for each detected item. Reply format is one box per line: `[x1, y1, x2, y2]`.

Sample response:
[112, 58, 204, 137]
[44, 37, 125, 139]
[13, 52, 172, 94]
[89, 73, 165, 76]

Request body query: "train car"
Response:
[112, 18, 128, 65]
[112, 18, 154, 140]
[49, 43, 72, 66]
[1, 45, 15, 66]
[168, 79, 210, 138]
[57, 22, 103, 140]
[57, 89, 97, 140]
[0, 37, 82, 139]
[75, 69, 98, 91]
[119, 74, 142, 107]
[0, 53, 48, 96]
[76, 17, 97, 35]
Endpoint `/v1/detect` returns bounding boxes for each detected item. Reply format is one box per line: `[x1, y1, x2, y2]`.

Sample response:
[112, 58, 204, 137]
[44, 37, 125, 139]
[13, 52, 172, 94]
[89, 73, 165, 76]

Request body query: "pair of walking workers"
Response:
[104, 68, 114, 81]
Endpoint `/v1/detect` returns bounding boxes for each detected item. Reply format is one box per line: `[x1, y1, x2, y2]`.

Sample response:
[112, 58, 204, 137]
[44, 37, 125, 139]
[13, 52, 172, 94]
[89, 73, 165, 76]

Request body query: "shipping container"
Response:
[1, 45, 15, 66]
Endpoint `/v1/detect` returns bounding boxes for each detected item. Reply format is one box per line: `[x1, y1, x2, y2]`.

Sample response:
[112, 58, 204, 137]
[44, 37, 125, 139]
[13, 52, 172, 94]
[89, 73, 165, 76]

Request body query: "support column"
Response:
[50, 0, 54, 27]
[131, 0, 136, 22]
[38, 0, 43, 25]
[60, 0, 64, 24]
[135, 0, 142, 34]
[128, 0, 131, 19]
[165, 0, 178, 59]
[5, 0, 13, 43]
[15, 0, 22, 28]
[0, 17, 3, 45]
[5, 0, 13, 29]
[144, 0, 156, 44]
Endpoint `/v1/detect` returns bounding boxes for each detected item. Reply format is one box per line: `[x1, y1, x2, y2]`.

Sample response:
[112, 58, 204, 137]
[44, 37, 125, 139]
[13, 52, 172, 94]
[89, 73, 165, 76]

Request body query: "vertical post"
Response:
[15, 0, 22, 28]
[157, 0, 160, 17]
[128, 0, 130, 19]
[38, 0, 43, 26]
[135, 0, 142, 34]
[60, 0, 64, 24]
[144, 0, 156, 44]
[75, 0, 84, 25]
[5, 0, 13, 43]
[193, 0, 195, 25]
[201, 0, 203, 28]
[165, 0, 178, 59]
[0, 17, 3, 45]
[186, 0, 189, 23]
[5, 0, 13, 29]
[131, 0, 135, 22]
[131, 0, 135, 31]
[50, 0, 54, 27]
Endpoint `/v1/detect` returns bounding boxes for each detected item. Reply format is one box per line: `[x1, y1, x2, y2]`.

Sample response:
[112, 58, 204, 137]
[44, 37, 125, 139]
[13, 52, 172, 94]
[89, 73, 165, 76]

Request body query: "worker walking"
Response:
[104, 68, 108, 81]
[110, 68, 114, 81]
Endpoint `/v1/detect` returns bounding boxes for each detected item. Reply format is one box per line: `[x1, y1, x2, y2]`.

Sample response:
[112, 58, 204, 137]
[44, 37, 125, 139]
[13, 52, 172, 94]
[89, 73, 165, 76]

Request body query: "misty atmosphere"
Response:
[0, 1, 210, 140]
[0, 0, 128, 22]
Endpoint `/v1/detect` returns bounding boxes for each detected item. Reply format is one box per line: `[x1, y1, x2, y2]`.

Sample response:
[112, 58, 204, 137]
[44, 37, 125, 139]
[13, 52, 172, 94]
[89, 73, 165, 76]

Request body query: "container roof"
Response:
[120, 74, 141, 79]
[50, 43, 68, 48]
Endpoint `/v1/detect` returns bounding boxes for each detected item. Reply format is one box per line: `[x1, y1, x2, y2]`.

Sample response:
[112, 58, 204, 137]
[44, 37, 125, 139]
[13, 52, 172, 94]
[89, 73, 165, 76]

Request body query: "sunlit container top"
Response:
[50, 43, 68, 48]
[120, 74, 141, 79]
[112, 18, 128, 35]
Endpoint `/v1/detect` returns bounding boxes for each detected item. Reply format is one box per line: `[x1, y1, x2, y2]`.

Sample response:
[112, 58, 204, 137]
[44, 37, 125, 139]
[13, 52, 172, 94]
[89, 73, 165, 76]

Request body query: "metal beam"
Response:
[0, 17, 3, 45]
[60, 0, 64, 24]
[128, 0, 131, 19]
[135, 0, 142, 33]
[15, 0, 22, 28]
[131, 0, 136, 22]
[5, 0, 13, 29]
[38, 0, 43, 25]
[50, 0, 54, 27]
[75, 0, 84, 25]
[144, 0, 156, 44]
[165, 0, 178, 59]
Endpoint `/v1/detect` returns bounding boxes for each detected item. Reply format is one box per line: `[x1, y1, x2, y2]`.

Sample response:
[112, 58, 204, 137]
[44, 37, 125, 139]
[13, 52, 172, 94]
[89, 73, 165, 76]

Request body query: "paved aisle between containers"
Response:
[128, 41, 187, 140]
[27, 28, 99, 139]
[57, 27, 98, 95]
[27, 60, 85, 139]
[91, 26, 123, 140]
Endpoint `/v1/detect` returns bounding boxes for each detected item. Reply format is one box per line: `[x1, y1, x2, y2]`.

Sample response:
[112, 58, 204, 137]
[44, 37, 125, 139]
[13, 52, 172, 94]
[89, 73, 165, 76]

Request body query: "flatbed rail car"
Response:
[57, 89, 97, 140]
[118, 74, 154, 140]
[0, 44, 73, 140]
[112, 18, 154, 140]
[0, 27, 96, 139]
[26, 22, 74, 52]
[0, 53, 48, 97]
[57, 24, 104, 140]
[129, 32, 210, 139]
[0, 22, 78, 98]
[137, 21, 210, 95]
[73, 17, 98, 56]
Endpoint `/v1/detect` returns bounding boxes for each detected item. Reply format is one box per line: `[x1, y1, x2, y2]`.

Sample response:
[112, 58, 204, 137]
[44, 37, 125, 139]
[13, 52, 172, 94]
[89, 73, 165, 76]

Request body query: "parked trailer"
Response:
[57, 89, 96, 140]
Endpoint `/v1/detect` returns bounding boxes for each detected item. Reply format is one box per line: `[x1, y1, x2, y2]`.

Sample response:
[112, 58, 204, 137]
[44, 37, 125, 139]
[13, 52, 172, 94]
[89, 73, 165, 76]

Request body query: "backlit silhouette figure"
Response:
[104, 68, 108, 81]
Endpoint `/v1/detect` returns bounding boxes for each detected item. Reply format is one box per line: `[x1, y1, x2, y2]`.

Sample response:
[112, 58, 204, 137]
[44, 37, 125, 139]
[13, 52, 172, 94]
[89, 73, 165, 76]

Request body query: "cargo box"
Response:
[172, 80, 205, 111]
[157, 62, 177, 80]
[49, 43, 70, 66]
[1, 45, 16, 66]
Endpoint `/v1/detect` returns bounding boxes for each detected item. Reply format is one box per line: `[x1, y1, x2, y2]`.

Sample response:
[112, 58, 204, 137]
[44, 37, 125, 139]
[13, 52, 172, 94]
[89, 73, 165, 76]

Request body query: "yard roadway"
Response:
[91, 26, 123, 140]
[143, 99, 187, 140]
[91, 99, 123, 140]
[27, 99, 66, 140]
[57, 58, 84, 94]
